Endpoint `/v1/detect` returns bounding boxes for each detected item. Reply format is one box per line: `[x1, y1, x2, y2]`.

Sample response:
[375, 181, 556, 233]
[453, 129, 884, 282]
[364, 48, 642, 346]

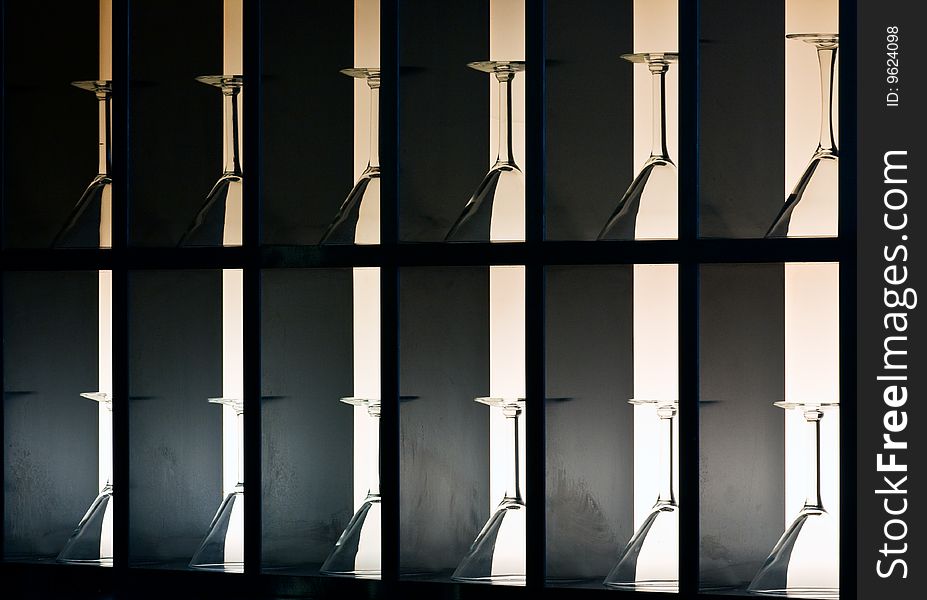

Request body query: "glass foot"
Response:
[56, 485, 114, 566]
[189, 489, 244, 572]
[766, 151, 838, 238]
[598, 157, 676, 240]
[452, 499, 526, 585]
[320, 494, 381, 578]
[320, 169, 380, 245]
[445, 165, 525, 242]
[603, 502, 678, 592]
[179, 174, 243, 246]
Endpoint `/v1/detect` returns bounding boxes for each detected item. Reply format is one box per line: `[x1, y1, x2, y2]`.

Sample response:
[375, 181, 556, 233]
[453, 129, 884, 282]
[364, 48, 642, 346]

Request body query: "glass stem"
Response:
[503, 403, 524, 503]
[656, 404, 677, 506]
[367, 79, 380, 171]
[649, 62, 669, 160]
[494, 71, 515, 166]
[368, 406, 381, 498]
[97, 90, 111, 177]
[235, 408, 245, 490]
[223, 86, 242, 176]
[816, 45, 837, 153]
[803, 408, 824, 511]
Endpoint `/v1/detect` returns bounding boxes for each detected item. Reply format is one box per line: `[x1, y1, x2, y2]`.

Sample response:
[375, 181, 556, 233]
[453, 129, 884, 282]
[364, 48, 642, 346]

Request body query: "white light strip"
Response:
[351, 0, 381, 512]
[631, 264, 678, 530]
[353, 267, 381, 509]
[98, 0, 114, 560]
[221, 0, 244, 567]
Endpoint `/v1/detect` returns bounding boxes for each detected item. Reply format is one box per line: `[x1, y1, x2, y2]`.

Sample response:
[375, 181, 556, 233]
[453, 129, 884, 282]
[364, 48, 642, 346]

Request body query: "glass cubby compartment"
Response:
[260, 268, 380, 577]
[399, 1, 526, 243]
[262, 0, 381, 246]
[399, 266, 527, 585]
[129, 0, 237, 247]
[545, 0, 678, 241]
[698, 0, 839, 239]
[699, 263, 840, 598]
[127, 270, 232, 570]
[546, 265, 680, 591]
[2, 0, 110, 248]
[3, 272, 103, 562]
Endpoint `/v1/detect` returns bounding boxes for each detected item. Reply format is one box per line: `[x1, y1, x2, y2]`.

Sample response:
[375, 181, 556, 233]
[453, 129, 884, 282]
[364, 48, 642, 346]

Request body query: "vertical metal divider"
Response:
[0, 0, 6, 566]
[112, 0, 131, 583]
[380, 0, 400, 590]
[678, 0, 700, 596]
[838, 1, 858, 599]
[525, 0, 546, 593]
[242, 0, 262, 584]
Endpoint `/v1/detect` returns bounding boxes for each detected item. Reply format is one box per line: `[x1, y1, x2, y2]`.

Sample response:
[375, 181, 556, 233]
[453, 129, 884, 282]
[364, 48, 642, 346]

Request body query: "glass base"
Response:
[57, 486, 114, 566]
[452, 499, 526, 585]
[748, 587, 839, 599]
[598, 157, 677, 241]
[749, 508, 838, 598]
[766, 151, 838, 238]
[320, 494, 381, 578]
[445, 164, 525, 242]
[603, 579, 679, 593]
[189, 489, 244, 572]
[179, 174, 243, 246]
[603, 501, 678, 591]
[52, 175, 112, 248]
[320, 169, 380, 245]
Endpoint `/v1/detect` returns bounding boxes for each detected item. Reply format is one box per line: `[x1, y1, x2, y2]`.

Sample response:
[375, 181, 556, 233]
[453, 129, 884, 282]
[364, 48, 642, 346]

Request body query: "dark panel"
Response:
[699, 264, 785, 589]
[260, 269, 354, 568]
[261, 1, 354, 245]
[128, 270, 222, 565]
[398, 1, 489, 241]
[699, 0, 785, 238]
[3, 272, 99, 559]
[129, 0, 223, 246]
[545, 0, 634, 240]
[2, 1, 98, 248]
[399, 267, 489, 574]
[545, 266, 634, 579]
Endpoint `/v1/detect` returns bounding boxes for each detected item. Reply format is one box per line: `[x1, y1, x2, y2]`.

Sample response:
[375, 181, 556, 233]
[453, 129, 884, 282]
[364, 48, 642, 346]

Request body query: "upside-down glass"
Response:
[598, 53, 677, 241]
[179, 75, 243, 247]
[56, 392, 114, 565]
[748, 402, 839, 599]
[53, 80, 112, 248]
[320, 397, 381, 578]
[766, 34, 838, 238]
[320, 68, 381, 245]
[604, 399, 678, 592]
[189, 398, 244, 572]
[452, 397, 526, 584]
[446, 61, 525, 242]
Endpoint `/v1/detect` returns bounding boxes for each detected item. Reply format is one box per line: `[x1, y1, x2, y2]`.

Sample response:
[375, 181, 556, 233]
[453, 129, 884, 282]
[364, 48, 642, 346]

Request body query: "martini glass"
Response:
[179, 75, 244, 247]
[52, 80, 112, 248]
[598, 53, 678, 241]
[452, 397, 526, 585]
[189, 397, 244, 572]
[56, 392, 113, 565]
[766, 35, 839, 238]
[320, 68, 381, 245]
[320, 397, 381, 578]
[446, 61, 525, 242]
[748, 402, 839, 598]
[604, 399, 678, 592]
